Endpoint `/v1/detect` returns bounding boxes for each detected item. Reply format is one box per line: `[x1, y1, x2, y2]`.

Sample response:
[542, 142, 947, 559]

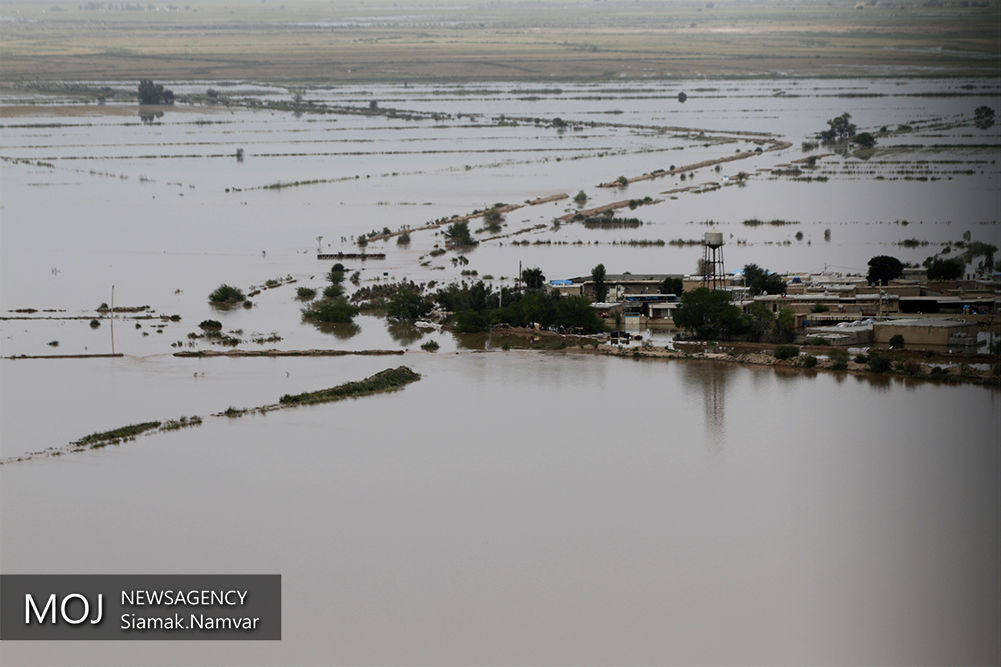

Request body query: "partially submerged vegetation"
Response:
[435, 281, 605, 334]
[3, 368, 422, 465]
[278, 366, 421, 407]
[301, 297, 360, 324]
[75, 421, 161, 448]
[208, 284, 245, 305]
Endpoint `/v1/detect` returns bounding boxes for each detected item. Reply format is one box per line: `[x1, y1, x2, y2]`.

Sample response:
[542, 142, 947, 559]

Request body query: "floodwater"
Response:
[2, 354, 999, 664]
[1, 79, 1000, 665]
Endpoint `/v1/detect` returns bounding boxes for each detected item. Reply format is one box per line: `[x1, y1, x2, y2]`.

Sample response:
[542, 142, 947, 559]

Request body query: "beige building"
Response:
[872, 319, 979, 351]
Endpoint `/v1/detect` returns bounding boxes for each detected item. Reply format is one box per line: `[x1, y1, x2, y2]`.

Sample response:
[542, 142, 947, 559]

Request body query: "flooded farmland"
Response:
[1, 78, 1000, 664]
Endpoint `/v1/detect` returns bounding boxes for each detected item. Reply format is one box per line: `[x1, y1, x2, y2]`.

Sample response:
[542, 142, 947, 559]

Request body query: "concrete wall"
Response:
[872, 320, 977, 349]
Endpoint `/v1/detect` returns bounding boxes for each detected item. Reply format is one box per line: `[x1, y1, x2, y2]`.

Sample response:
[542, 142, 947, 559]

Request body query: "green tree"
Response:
[853, 131, 876, 149]
[591, 264, 608, 301]
[521, 267, 545, 289]
[962, 241, 997, 274]
[743, 263, 786, 296]
[819, 112, 856, 142]
[138, 80, 174, 105]
[454, 310, 490, 333]
[673, 288, 744, 340]
[444, 220, 476, 247]
[742, 302, 774, 342]
[974, 105, 995, 129]
[573, 190, 588, 206]
[775, 307, 797, 343]
[659, 276, 684, 296]
[482, 207, 504, 233]
[301, 297, 359, 324]
[327, 263, 346, 284]
[555, 296, 605, 330]
[867, 255, 904, 285]
[924, 257, 964, 280]
[322, 284, 344, 299]
[435, 280, 496, 313]
[386, 289, 433, 321]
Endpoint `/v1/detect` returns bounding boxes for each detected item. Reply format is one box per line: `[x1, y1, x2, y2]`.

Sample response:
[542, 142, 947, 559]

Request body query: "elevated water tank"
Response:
[704, 231, 724, 248]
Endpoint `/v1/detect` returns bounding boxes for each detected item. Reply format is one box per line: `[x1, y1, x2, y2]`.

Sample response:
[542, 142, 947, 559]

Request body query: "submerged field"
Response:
[1, 77, 998, 358]
[1, 72, 1000, 664]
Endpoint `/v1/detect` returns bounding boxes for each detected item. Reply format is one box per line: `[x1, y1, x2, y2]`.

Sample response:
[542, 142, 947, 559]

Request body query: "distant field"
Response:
[0, 0, 999, 84]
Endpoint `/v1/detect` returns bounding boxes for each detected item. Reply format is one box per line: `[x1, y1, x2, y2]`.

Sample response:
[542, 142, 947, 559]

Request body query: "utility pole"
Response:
[110, 284, 115, 355]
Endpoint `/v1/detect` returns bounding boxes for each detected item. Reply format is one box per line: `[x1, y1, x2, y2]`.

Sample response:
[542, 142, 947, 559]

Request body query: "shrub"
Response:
[868, 352, 892, 373]
[903, 361, 923, 376]
[421, 339, 440, 352]
[208, 284, 245, 304]
[296, 287, 317, 300]
[323, 284, 344, 299]
[773, 344, 799, 360]
[889, 334, 905, 348]
[810, 303, 830, 313]
[929, 366, 949, 380]
[798, 354, 818, 368]
[854, 353, 869, 364]
[301, 297, 359, 324]
[806, 337, 829, 346]
[198, 319, 223, 330]
[89, 319, 101, 328]
[397, 232, 411, 245]
[829, 348, 850, 370]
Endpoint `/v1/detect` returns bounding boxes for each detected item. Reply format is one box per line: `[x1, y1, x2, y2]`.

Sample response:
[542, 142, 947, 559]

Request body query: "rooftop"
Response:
[873, 318, 974, 329]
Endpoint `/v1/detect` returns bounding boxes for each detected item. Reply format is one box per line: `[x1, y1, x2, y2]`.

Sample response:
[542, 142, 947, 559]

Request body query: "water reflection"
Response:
[681, 360, 733, 450]
[452, 331, 568, 351]
[312, 322, 360, 339]
[386, 321, 424, 346]
[138, 109, 165, 124]
[856, 371, 892, 391]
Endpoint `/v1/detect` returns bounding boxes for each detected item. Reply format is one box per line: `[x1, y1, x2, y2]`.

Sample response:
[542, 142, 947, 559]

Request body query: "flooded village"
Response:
[1, 1, 1000, 665]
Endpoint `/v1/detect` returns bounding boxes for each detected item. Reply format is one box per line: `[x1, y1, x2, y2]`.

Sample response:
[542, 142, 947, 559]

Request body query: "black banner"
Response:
[0, 575, 280, 640]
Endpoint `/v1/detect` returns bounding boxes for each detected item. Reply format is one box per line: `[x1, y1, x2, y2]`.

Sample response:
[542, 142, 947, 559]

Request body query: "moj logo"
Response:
[24, 593, 104, 626]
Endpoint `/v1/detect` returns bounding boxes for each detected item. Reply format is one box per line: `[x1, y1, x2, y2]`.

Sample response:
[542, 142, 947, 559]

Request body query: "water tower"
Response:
[702, 231, 725, 290]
